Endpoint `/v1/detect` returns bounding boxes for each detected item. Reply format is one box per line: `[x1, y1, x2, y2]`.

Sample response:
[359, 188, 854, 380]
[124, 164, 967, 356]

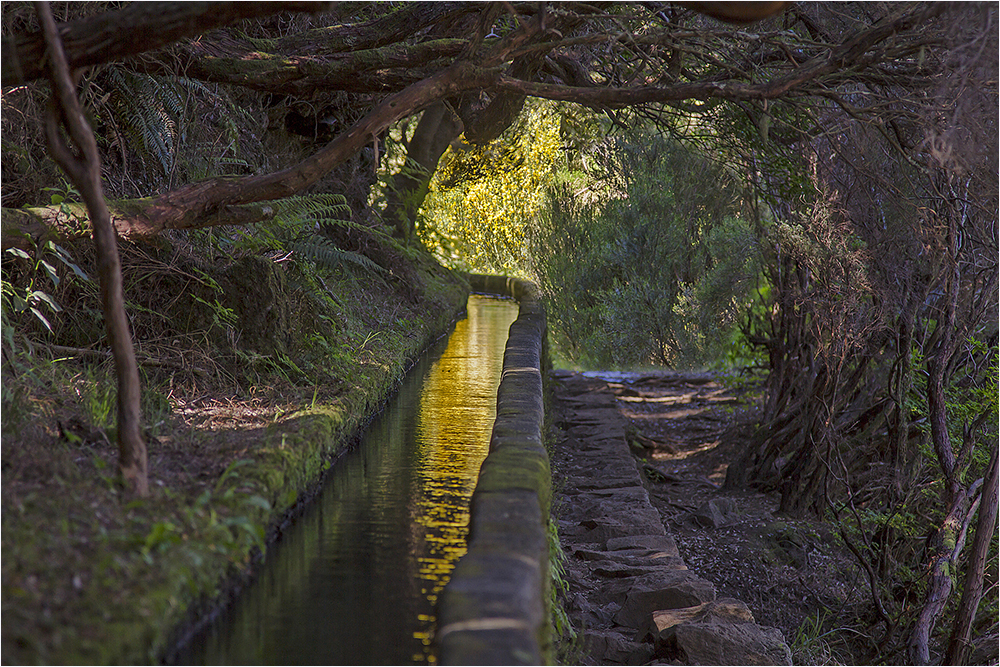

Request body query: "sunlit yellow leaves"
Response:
[419, 101, 564, 274]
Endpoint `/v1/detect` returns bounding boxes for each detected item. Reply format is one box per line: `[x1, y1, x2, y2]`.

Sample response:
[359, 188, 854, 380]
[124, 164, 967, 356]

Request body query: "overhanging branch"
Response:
[136, 38, 468, 97]
[2, 2, 334, 87]
[2, 61, 499, 247]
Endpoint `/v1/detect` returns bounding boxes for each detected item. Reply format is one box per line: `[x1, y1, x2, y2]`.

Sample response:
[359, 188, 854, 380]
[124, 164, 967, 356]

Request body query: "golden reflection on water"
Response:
[179, 296, 519, 666]
[409, 296, 518, 663]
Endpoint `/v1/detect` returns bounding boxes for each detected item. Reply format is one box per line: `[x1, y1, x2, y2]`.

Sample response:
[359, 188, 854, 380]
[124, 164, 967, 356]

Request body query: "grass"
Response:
[1, 236, 470, 663]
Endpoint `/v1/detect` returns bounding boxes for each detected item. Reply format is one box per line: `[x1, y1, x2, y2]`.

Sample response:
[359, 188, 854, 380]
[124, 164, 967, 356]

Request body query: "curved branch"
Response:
[36, 0, 148, 497]
[3, 61, 499, 246]
[260, 2, 470, 56]
[496, 4, 945, 108]
[3, 2, 333, 87]
[137, 39, 467, 97]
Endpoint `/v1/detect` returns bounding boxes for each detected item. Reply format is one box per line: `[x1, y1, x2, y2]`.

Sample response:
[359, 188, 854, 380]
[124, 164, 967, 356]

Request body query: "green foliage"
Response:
[99, 68, 189, 175]
[790, 609, 849, 665]
[84, 64, 266, 197]
[528, 133, 762, 370]
[199, 194, 394, 281]
[287, 237, 387, 276]
[547, 518, 582, 664]
[419, 100, 569, 273]
[2, 234, 89, 338]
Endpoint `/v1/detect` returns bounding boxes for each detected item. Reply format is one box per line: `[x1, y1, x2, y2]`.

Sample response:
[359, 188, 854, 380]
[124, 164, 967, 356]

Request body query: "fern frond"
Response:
[273, 193, 352, 221]
[105, 68, 182, 175]
[289, 237, 389, 277]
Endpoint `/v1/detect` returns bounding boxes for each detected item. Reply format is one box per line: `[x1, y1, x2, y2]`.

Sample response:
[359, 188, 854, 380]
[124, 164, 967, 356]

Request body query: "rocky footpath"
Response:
[549, 370, 792, 666]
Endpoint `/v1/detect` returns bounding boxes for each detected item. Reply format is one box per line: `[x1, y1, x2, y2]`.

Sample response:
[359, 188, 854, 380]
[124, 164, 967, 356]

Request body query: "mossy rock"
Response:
[756, 521, 810, 568]
[220, 255, 294, 356]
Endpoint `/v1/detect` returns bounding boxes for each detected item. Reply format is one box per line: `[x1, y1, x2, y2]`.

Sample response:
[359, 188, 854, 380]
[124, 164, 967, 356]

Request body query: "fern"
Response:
[271, 195, 390, 277]
[287, 237, 388, 276]
[223, 194, 396, 282]
[270, 194, 392, 244]
[272, 194, 353, 231]
[104, 68, 185, 174]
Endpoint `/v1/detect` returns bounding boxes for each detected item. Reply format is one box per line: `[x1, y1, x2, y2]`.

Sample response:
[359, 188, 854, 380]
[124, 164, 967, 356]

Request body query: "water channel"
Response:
[181, 295, 519, 665]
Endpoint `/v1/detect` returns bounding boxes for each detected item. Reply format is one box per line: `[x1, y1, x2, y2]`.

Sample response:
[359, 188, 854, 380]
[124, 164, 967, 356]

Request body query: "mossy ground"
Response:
[1, 233, 469, 664]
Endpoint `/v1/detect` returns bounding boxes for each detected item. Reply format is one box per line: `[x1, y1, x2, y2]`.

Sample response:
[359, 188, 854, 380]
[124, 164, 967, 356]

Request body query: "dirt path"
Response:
[547, 369, 863, 665]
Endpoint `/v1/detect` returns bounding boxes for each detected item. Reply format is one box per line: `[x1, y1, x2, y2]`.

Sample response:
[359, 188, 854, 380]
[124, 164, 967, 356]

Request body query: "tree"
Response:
[705, 5, 997, 662]
[527, 132, 757, 369]
[2, 1, 948, 249]
[32, 1, 148, 495]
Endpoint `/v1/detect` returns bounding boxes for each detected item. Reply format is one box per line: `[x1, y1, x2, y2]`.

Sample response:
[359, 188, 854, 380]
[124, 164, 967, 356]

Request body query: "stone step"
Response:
[550, 372, 791, 666]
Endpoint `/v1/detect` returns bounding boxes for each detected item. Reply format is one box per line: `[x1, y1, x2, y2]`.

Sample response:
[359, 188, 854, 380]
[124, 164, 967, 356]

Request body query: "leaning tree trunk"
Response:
[945, 445, 998, 665]
[383, 101, 463, 241]
[36, 0, 148, 496]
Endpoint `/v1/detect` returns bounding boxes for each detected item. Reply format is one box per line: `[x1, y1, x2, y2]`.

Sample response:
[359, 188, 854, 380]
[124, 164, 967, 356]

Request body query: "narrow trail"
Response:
[548, 369, 802, 665]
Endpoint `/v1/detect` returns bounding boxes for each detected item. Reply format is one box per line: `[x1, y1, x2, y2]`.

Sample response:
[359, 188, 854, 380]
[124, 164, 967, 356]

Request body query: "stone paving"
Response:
[549, 370, 791, 665]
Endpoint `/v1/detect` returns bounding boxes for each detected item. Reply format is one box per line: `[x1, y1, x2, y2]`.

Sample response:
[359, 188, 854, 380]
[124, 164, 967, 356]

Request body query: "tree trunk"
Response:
[945, 446, 998, 665]
[907, 480, 981, 665]
[383, 101, 463, 241]
[36, 1, 148, 497]
[4, 2, 330, 87]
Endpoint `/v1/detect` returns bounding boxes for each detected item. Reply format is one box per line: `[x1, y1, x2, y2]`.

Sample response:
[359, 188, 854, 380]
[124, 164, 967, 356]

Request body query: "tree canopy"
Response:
[0, 0, 962, 247]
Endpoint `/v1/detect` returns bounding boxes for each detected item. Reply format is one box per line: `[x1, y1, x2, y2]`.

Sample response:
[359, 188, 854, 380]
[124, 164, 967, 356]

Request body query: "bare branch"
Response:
[36, 0, 148, 497]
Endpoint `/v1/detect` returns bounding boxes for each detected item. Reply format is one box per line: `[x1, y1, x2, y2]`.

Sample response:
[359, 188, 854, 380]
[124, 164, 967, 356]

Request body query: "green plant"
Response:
[790, 609, 851, 665]
[547, 518, 579, 662]
[528, 133, 760, 370]
[99, 68, 187, 175]
[210, 194, 395, 282]
[2, 236, 89, 335]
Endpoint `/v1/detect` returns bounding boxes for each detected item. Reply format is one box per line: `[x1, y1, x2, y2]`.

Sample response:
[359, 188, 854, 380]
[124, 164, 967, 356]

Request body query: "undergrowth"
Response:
[1, 212, 470, 663]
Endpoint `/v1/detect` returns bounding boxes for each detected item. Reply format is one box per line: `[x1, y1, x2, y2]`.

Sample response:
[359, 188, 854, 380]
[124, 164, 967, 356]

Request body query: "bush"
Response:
[527, 134, 763, 369]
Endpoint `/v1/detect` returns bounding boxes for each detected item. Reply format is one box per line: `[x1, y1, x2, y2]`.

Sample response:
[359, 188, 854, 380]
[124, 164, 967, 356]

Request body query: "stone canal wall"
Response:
[436, 275, 551, 665]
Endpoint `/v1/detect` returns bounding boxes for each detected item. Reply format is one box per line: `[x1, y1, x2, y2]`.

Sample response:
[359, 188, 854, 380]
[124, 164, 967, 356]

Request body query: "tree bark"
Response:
[494, 4, 944, 108]
[907, 480, 982, 665]
[383, 101, 463, 241]
[36, 1, 148, 497]
[249, 2, 469, 57]
[4, 2, 332, 87]
[135, 39, 468, 97]
[945, 446, 998, 665]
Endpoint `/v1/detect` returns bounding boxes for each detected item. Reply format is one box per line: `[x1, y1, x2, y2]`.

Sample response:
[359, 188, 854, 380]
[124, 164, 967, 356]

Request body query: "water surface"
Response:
[184, 295, 518, 665]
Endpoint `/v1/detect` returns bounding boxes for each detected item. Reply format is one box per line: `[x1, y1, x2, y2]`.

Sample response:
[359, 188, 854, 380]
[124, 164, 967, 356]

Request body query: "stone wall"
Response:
[436, 274, 551, 665]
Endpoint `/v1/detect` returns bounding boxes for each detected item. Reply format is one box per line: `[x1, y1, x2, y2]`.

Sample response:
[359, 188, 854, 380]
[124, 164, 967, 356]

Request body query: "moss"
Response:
[1, 240, 470, 664]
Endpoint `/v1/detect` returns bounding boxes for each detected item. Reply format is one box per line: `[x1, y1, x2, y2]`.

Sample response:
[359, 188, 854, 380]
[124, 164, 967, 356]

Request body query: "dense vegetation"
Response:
[2, 2, 996, 665]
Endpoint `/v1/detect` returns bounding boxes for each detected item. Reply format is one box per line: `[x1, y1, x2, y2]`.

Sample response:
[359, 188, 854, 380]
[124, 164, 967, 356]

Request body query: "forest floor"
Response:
[547, 369, 872, 665]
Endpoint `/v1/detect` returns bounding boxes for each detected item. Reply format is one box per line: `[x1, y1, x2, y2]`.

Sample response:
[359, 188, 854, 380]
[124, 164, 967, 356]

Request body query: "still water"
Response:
[183, 295, 519, 665]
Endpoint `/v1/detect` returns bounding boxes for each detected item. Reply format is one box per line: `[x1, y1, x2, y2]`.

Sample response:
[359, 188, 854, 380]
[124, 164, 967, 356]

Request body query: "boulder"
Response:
[642, 598, 792, 666]
[692, 498, 738, 529]
[757, 520, 809, 568]
[583, 630, 655, 665]
[671, 621, 792, 665]
[640, 598, 753, 641]
[612, 571, 716, 628]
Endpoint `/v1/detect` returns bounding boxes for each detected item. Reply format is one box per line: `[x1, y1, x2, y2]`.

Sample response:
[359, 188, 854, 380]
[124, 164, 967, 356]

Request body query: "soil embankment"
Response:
[1, 243, 471, 665]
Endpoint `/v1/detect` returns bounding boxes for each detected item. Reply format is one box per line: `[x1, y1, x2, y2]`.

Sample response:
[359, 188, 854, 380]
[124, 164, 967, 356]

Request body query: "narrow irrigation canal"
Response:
[181, 295, 519, 665]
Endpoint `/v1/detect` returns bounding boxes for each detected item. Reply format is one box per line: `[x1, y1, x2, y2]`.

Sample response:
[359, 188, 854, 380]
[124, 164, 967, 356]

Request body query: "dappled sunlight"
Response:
[621, 406, 712, 421]
[651, 439, 721, 462]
